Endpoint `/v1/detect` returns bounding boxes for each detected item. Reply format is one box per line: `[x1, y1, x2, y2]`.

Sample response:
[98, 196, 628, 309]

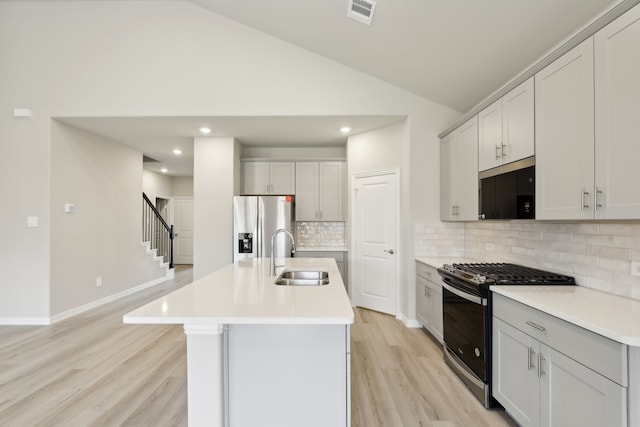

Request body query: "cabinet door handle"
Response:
[581, 188, 590, 211]
[526, 321, 546, 331]
[384, 249, 395, 255]
[596, 187, 603, 209]
[538, 353, 546, 378]
[501, 143, 507, 158]
[495, 145, 502, 160]
[527, 347, 535, 371]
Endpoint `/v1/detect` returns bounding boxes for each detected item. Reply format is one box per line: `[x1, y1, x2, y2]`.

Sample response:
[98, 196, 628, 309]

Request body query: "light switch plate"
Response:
[27, 216, 39, 228]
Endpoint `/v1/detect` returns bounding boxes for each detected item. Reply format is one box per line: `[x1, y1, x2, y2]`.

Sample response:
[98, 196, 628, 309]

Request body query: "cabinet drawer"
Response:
[493, 293, 627, 386]
[416, 261, 438, 282]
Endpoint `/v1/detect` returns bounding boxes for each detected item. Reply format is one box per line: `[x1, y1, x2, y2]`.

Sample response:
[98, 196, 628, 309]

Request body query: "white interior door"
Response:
[352, 171, 398, 315]
[173, 197, 194, 264]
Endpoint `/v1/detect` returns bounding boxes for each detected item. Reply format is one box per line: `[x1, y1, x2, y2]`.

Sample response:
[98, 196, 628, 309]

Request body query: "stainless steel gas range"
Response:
[437, 263, 575, 407]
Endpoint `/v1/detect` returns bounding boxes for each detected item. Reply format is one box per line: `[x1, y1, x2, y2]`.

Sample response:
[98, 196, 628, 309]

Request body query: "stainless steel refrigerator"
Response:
[233, 195, 295, 262]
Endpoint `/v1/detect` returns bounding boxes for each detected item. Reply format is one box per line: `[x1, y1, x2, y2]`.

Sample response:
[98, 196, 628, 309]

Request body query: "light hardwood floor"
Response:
[0, 266, 516, 427]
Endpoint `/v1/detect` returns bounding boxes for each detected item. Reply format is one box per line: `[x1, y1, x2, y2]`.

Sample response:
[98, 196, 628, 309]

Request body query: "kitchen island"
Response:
[124, 257, 354, 427]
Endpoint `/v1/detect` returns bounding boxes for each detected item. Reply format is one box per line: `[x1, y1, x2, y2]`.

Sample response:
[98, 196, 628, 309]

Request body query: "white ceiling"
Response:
[190, 0, 620, 112]
[57, 0, 622, 176]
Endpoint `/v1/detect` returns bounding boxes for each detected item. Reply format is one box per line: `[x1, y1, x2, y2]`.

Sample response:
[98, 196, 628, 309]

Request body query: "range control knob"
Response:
[474, 274, 487, 283]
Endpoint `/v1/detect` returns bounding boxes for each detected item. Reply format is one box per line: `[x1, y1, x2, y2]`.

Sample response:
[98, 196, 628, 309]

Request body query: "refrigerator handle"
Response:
[256, 212, 261, 258]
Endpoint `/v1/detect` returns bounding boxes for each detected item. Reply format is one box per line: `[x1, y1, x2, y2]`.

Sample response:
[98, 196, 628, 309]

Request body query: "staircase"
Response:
[142, 193, 174, 276]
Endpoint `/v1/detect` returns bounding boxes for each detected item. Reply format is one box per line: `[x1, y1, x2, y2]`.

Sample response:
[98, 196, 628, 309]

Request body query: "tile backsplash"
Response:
[415, 220, 640, 301]
[296, 222, 347, 249]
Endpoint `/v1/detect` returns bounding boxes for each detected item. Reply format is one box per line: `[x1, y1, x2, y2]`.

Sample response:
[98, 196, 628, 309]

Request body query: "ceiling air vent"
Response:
[347, 0, 376, 26]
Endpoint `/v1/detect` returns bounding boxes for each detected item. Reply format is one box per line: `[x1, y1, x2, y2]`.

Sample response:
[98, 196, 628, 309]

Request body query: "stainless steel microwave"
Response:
[478, 157, 535, 220]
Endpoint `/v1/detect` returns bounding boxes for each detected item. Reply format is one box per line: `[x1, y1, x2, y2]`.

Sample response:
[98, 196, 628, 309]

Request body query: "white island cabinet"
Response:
[124, 257, 354, 427]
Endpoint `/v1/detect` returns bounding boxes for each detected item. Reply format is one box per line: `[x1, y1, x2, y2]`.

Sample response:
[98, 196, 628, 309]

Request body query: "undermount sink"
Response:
[274, 270, 329, 286]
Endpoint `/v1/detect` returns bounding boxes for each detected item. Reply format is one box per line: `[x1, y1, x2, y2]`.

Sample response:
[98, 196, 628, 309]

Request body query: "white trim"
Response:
[0, 317, 52, 325]
[184, 323, 225, 335]
[396, 313, 421, 328]
[350, 168, 401, 316]
[0, 273, 163, 325]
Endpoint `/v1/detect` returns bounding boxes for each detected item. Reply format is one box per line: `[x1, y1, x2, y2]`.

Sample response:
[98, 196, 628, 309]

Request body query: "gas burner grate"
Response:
[450, 263, 576, 286]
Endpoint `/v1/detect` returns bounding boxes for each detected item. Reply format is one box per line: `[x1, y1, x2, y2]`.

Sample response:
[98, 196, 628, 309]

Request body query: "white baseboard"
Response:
[396, 312, 422, 328]
[44, 276, 168, 325]
[0, 277, 169, 326]
[0, 317, 52, 325]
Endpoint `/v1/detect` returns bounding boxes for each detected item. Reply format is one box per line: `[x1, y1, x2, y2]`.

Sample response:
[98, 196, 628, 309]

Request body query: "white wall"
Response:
[193, 137, 240, 279]
[0, 0, 459, 321]
[142, 170, 173, 204]
[50, 122, 166, 316]
[242, 146, 346, 160]
[172, 176, 194, 197]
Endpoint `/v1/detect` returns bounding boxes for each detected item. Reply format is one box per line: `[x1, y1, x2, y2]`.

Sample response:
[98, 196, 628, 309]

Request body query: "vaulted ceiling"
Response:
[189, 0, 619, 112]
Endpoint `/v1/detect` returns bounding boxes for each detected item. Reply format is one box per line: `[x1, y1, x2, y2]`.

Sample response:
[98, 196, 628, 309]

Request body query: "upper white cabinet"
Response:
[594, 3, 640, 219]
[478, 77, 534, 172]
[242, 161, 296, 195]
[537, 2, 640, 220]
[295, 161, 344, 221]
[441, 117, 479, 221]
[535, 38, 595, 220]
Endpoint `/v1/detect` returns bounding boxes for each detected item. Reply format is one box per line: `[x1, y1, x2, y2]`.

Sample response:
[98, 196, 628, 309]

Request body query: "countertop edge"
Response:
[296, 248, 349, 252]
[123, 316, 355, 325]
[491, 286, 640, 347]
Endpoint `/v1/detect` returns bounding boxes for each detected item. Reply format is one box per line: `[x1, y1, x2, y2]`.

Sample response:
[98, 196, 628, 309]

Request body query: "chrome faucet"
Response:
[270, 229, 295, 276]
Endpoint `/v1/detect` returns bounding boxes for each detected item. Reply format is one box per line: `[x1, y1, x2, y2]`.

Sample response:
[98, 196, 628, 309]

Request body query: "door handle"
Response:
[384, 249, 395, 254]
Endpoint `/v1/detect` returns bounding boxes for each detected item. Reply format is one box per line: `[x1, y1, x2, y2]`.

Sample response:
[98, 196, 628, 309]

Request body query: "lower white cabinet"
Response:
[493, 293, 627, 427]
[415, 261, 443, 343]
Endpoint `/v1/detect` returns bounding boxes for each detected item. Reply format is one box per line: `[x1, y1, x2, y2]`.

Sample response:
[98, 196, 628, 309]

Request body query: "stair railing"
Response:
[142, 193, 174, 269]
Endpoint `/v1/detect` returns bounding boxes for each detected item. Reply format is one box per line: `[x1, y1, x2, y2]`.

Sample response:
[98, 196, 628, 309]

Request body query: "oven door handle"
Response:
[442, 282, 487, 306]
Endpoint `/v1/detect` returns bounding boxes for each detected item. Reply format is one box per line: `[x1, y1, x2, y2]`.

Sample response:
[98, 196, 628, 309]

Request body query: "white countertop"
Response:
[415, 256, 479, 267]
[124, 258, 354, 325]
[492, 285, 640, 346]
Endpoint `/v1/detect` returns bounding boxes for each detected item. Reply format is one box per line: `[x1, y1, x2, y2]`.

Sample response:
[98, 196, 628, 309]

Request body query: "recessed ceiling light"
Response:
[340, 127, 352, 134]
[199, 127, 211, 134]
[172, 148, 182, 155]
[161, 168, 168, 173]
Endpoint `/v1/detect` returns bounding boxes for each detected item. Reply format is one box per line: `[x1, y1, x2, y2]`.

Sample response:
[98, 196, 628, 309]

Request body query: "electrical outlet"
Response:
[485, 243, 495, 251]
[96, 276, 102, 287]
[631, 261, 640, 277]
